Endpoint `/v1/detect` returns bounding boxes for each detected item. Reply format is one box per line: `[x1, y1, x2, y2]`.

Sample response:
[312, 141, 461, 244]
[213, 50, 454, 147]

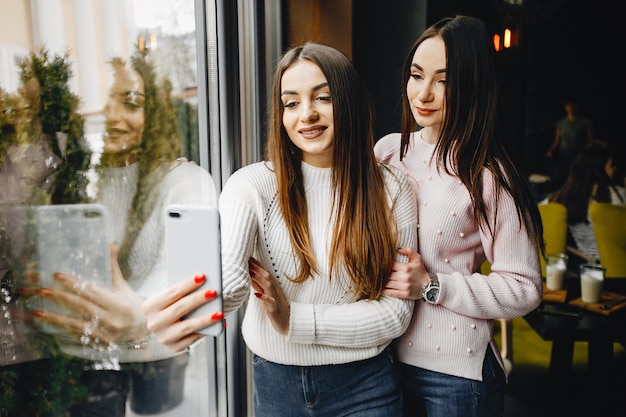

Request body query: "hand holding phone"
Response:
[164, 204, 223, 336]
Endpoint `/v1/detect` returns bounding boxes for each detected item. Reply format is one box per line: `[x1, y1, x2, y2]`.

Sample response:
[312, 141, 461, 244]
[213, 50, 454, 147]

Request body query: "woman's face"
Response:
[280, 59, 334, 168]
[407, 36, 447, 142]
[102, 64, 145, 165]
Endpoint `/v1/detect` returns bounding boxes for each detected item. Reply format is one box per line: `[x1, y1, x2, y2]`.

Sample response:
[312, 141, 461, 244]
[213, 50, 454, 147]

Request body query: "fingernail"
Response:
[211, 311, 224, 320]
[254, 292, 262, 298]
[39, 288, 52, 297]
[204, 289, 217, 299]
[194, 274, 206, 284]
[53, 273, 66, 281]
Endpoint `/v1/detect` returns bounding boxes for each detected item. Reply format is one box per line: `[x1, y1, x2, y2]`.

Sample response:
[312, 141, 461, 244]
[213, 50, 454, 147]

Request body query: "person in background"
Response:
[545, 99, 594, 186]
[546, 146, 625, 270]
[143, 42, 418, 417]
[374, 15, 544, 417]
[25, 55, 218, 415]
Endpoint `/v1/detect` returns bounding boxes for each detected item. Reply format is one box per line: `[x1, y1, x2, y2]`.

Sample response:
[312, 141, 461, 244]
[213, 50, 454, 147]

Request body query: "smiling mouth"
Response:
[299, 127, 326, 138]
[105, 129, 127, 137]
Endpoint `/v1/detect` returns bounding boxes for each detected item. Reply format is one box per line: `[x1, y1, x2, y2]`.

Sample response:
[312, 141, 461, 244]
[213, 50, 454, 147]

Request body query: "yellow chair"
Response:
[589, 203, 626, 278]
[538, 202, 568, 276]
[485, 202, 568, 373]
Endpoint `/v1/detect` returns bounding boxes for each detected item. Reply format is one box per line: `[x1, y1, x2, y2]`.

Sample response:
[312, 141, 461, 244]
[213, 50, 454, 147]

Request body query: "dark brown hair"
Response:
[399, 16, 544, 255]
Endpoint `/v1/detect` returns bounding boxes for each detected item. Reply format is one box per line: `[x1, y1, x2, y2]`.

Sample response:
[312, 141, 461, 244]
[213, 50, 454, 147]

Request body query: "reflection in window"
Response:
[1, 1, 218, 416]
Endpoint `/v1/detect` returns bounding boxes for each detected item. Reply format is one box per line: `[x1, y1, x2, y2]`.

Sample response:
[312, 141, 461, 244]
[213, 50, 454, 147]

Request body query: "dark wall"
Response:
[352, 0, 623, 175]
[352, 0, 426, 140]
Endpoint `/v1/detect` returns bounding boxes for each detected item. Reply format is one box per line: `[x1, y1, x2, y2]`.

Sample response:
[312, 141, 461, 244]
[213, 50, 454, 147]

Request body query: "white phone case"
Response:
[30, 204, 112, 336]
[164, 204, 223, 336]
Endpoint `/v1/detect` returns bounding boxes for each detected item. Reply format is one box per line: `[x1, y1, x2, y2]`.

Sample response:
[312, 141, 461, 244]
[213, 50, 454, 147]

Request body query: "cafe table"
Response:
[523, 277, 626, 413]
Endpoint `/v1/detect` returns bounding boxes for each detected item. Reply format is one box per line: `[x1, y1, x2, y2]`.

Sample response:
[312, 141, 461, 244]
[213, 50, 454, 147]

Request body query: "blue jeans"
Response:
[252, 347, 402, 417]
[398, 347, 506, 417]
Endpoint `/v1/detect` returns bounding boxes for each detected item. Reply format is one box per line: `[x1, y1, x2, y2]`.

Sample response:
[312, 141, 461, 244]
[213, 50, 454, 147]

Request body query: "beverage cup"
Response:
[545, 253, 568, 291]
[579, 263, 605, 304]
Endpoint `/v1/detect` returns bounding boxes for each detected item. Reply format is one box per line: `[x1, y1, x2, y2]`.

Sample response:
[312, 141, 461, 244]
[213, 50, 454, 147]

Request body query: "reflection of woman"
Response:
[144, 42, 418, 416]
[31, 55, 218, 414]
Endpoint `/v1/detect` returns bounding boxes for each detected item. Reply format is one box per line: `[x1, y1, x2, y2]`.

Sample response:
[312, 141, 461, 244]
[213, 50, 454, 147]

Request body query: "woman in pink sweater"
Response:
[374, 15, 545, 417]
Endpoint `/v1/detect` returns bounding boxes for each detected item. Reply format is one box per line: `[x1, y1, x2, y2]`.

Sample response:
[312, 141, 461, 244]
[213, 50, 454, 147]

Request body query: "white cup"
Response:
[545, 253, 568, 291]
[580, 263, 605, 304]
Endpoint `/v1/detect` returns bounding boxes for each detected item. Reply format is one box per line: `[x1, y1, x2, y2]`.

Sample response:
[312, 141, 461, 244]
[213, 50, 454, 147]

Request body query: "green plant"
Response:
[1, 46, 93, 417]
[18, 46, 92, 205]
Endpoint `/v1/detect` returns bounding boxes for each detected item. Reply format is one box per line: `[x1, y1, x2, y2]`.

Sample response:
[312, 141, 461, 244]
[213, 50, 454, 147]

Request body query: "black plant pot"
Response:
[129, 352, 190, 414]
[69, 369, 129, 417]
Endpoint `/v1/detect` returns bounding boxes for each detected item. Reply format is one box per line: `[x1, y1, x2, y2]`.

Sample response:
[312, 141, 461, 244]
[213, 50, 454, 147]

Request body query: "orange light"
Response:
[150, 34, 157, 51]
[493, 34, 501, 52]
[504, 28, 511, 48]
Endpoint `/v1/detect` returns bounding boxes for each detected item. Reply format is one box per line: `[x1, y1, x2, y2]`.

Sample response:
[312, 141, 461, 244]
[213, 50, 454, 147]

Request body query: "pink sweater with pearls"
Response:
[375, 132, 542, 381]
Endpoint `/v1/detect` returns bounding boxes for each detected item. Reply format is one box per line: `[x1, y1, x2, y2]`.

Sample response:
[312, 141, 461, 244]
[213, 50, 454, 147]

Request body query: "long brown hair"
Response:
[266, 42, 398, 299]
[399, 16, 544, 256]
[100, 56, 182, 277]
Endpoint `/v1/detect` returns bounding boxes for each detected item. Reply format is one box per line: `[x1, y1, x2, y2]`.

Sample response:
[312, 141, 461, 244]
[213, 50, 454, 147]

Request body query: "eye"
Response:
[410, 73, 423, 81]
[124, 101, 143, 110]
[283, 100, 298, 109]
[317, 95, 331, 102]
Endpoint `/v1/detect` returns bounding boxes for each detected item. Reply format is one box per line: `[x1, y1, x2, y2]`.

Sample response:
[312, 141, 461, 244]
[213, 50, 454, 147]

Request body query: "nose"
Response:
[300, 101, 319, 122]
[417, 85, 433, 103]
[103, 99, 122, 121]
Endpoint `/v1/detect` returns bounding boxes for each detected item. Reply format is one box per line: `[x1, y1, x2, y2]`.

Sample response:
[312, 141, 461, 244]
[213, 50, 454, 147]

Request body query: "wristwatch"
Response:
[421, 274, 440, 304]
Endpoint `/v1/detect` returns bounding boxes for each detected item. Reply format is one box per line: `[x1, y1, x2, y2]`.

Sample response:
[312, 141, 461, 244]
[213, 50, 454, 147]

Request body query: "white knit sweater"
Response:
[219, 161, 418, 366]
[375, 132, 542, 381]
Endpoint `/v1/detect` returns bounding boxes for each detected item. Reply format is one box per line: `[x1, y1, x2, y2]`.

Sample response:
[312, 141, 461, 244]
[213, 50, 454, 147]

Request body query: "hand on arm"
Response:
[248, 257, 290, 335]
[382, 247, 431, 300]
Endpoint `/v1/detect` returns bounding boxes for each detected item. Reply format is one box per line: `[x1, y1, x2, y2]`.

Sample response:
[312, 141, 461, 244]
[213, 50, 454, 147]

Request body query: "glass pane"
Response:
[1, 1, 218, 415]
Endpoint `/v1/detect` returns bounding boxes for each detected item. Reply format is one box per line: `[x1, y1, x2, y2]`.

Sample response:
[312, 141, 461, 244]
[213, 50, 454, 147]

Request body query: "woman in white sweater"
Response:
[374, 16, 545, 417]
[143, 42, 418, 416]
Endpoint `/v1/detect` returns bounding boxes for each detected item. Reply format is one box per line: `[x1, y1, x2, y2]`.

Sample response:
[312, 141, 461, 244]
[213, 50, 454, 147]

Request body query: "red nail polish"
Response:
[204, 289, 217, 299]
[211, 311, 224, 320]
[194, 274, 206, 284]
[254, 292, 262, 298]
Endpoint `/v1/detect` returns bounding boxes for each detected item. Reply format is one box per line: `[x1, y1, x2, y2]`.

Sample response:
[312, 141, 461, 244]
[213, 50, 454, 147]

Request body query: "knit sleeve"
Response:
[438, 170, 543, 319]
[218, 166, 264, 316]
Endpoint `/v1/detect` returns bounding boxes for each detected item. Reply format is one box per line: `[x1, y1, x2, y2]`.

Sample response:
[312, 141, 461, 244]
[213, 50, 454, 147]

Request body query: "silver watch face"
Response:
[423, 281, 439, 303]
[425, 287, 439, 302]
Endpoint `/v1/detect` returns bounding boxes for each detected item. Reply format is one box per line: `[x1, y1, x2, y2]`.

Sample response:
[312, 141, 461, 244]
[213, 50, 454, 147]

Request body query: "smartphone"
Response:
[164, 204, 223, 336]
[31, 204, 112, 335]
